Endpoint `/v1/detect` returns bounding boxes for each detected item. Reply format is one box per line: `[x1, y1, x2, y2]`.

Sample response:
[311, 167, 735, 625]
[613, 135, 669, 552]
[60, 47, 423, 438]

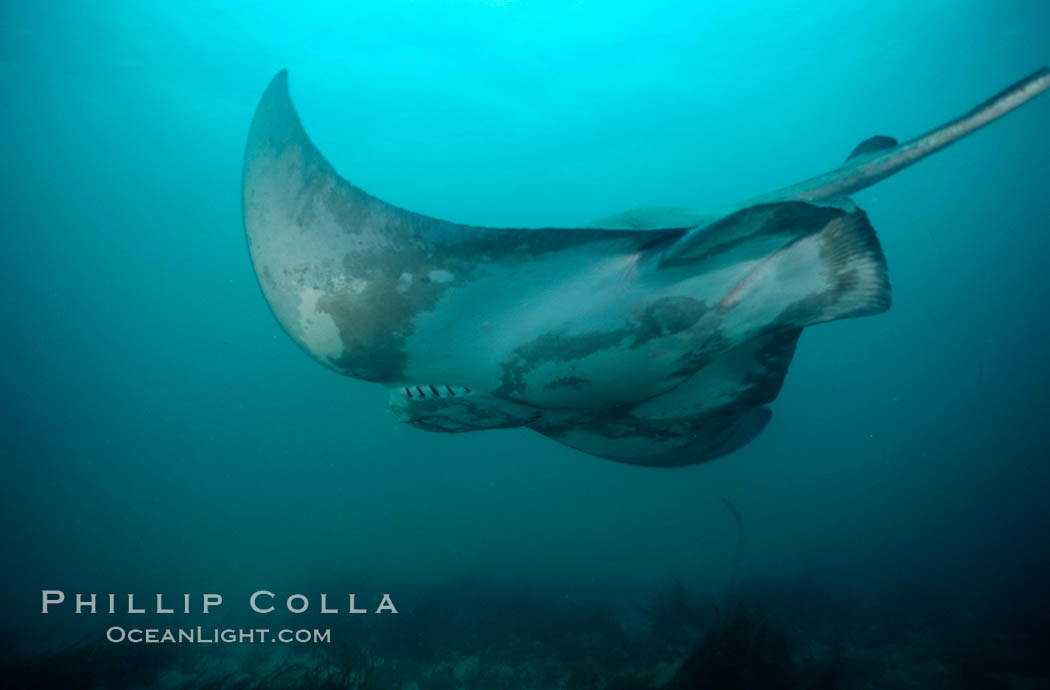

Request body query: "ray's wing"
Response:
[243, 71, 685, 381]
[587, 205, 723, 230]
[528, 329, 801, 466]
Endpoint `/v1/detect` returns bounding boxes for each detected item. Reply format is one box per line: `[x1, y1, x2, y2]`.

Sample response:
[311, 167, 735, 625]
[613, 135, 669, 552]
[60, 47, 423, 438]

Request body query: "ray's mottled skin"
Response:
[243, 67, 1049, 466]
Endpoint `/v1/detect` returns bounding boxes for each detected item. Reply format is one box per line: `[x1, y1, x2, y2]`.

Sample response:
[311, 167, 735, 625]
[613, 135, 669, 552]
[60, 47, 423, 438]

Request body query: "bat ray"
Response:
[243, 67, 1049, 467]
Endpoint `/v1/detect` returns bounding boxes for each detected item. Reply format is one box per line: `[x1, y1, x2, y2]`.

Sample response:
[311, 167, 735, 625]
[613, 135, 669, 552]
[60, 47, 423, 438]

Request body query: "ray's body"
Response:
[243, 68, 1049, 466]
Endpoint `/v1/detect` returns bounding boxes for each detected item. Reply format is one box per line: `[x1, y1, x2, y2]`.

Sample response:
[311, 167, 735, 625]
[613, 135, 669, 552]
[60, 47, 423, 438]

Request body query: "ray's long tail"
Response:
[764, 66, 1050, 203]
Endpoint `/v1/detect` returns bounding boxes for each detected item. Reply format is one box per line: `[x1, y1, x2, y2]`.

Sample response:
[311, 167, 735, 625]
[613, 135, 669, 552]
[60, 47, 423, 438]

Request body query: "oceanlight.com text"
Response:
[106, 627, 331, 644]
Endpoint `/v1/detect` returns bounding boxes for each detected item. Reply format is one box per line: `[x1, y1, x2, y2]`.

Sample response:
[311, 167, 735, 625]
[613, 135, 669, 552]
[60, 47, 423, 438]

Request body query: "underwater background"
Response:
[2, 1, 1049, 687]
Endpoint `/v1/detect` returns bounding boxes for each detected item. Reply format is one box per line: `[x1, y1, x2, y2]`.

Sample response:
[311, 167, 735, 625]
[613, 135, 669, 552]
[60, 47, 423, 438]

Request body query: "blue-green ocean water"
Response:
[2, 0, 1049, 686]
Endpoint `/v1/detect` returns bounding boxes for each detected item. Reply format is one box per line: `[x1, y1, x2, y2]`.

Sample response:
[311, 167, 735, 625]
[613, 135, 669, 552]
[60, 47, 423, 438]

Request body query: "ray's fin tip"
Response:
[259, 70, 290, 102]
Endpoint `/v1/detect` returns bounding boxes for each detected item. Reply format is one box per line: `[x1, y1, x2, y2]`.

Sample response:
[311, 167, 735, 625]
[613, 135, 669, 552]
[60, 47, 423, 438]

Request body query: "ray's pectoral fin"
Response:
[718, 205, 891, 331]
[658, 200, 890, 334]
[657, 200, 846, 270]
[527, 330, 801, 467]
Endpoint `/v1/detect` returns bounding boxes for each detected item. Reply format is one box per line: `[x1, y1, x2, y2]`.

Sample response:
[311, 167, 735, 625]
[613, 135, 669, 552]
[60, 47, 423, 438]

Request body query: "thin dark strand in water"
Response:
[721, 497, 746, 594]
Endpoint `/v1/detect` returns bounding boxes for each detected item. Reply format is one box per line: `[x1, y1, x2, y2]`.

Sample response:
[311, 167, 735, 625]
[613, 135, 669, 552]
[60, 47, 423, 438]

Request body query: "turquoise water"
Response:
[2, 1, 1049, 686]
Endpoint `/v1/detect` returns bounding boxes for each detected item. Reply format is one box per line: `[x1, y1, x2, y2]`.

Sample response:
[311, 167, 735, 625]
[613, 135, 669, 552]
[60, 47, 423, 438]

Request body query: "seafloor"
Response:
[5, 574, 1049, 690]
